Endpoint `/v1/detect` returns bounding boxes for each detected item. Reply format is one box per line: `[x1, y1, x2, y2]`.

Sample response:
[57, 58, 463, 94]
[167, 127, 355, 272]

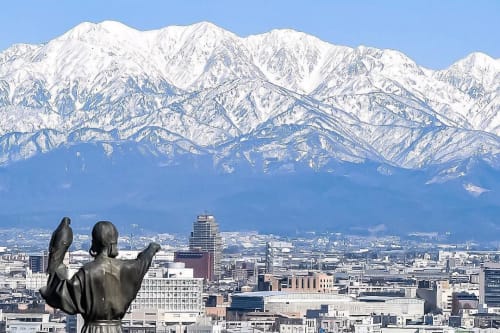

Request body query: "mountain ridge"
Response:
[0, 22, 499, 233]
[0, 21, 500, 215]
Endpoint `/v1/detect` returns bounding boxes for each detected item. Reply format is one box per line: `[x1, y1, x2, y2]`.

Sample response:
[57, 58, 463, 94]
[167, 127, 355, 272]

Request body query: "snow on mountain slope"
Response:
[434, 52, 500, 135]
[0, 21, 499, 175]
[246, 29, 350, 94]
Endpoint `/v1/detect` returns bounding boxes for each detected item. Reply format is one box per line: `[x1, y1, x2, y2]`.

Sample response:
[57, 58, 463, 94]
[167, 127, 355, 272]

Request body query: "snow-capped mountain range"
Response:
[1, 21, 500, 235]
[0, 20, 498, 175]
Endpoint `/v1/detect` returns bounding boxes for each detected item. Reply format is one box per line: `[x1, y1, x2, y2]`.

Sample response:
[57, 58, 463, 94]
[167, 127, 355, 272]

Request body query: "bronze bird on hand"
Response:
[47, 217, 73, 273]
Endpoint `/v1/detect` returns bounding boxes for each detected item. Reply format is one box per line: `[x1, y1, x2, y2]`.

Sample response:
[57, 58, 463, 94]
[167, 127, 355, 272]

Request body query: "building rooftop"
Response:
[233, 291, 355, 301]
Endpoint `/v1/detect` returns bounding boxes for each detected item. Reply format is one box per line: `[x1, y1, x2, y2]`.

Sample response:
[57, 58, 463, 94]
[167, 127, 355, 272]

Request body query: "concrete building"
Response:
[126, 263, 204, 326]
[451, 292, 479, 316]
[189, 215, 223, 280]
[186, 318, 222, 333]
[24, 269, 48, 291]
[266, 241, 293, 274]
[347, 282, 416, 299]
[258, 272, 335, 293]
[480, 262, 500, 312]
[354, 322, 382, 333]
[205, 295, 228, 321]
[277, 316, 316, 333]
[230, 292, 354, 316]
[0, 312, 65, 333]
[229, 292, 424, 322]
[174, 250, 212, 281]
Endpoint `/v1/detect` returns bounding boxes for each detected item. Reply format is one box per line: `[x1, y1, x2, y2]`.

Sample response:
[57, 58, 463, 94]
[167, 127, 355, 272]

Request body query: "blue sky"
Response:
[1, 0, 498, 69]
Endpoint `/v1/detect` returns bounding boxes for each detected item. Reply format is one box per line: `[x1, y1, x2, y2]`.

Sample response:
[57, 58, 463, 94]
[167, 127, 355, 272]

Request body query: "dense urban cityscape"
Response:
[2, 215, 500, 333]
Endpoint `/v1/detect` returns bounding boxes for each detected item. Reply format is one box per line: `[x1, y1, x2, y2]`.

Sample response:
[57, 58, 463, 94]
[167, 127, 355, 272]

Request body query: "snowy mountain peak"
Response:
[251, 27, 330, 45]
[56, 20, 144, 48]
[59, 21, 110, 40]
[452, 52, 499, 70]
[98, 20, 137, 32]
[434, 51, 499, 104]
[187, 21, 229, 33]
[152, 20, 239, 46]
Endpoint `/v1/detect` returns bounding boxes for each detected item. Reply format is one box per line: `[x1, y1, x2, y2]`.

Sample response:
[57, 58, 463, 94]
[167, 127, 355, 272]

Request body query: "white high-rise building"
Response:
[266, 241, 293, 274]
[189, 215, 223, 280]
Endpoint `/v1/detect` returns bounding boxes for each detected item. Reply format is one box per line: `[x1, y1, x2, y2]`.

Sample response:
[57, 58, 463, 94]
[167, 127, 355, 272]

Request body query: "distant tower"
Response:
[189, 214, 223, 280]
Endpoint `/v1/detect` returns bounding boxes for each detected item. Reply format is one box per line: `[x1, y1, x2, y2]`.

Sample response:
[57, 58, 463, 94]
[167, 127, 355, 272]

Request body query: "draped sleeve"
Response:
[40, 264, 85, 315]
[135, 243, 159, 277]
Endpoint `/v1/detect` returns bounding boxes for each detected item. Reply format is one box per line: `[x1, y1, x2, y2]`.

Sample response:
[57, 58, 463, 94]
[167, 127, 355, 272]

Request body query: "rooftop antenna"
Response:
[130, 224, 138, 250]
[253, 258, 258, 284]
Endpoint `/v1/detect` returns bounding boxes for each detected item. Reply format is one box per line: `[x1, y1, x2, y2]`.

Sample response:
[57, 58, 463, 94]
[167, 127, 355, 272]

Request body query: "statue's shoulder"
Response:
[114, 258, 137, 267]
[80, 257, 139, 275]
[80, 259, 100, 272]
[81, 257, 115, 271]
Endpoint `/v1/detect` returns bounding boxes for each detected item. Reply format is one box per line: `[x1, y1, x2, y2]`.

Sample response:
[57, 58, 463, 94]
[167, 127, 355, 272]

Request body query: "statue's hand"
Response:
[47, 217, 73, 273]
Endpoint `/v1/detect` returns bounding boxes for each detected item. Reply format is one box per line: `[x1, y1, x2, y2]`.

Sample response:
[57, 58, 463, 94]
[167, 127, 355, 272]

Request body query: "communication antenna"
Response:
[130, 223, 138, 250]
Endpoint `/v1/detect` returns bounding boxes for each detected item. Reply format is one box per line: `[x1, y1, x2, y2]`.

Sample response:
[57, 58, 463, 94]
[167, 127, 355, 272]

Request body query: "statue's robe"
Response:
[41, 244, 158, 333]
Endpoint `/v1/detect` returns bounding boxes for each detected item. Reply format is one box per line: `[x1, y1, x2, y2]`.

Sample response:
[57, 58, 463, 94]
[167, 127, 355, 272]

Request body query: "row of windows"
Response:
[142, 280, 201, 286]
[130, 305, 201, 311]
[135, 299, 201, 304]
[139, 289, 200, 295]
[136, 298, 200, 302]
[137, 293, 200, 297]
[140, 286, 200, 290]
[135, 297, 202, 301]
[134, 302, 201, 309]
[137, 295, 200, 298]
[485, 284, 500, 288]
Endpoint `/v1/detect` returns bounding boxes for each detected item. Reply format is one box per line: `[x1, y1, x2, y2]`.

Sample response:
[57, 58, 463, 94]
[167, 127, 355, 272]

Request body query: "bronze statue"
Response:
[40, 218, 161, 333]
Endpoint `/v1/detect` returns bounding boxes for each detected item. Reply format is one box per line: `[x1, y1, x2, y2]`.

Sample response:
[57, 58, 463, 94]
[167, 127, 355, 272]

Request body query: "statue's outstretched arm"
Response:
[135, 242, 161, 278]
[122, 242, 161, 294]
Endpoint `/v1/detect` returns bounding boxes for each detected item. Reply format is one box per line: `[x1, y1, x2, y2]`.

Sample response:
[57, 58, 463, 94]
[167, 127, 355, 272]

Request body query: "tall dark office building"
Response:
[189, 214, 222, 280]
[29, 252, 48, 273]
[480, 263, 500, 309]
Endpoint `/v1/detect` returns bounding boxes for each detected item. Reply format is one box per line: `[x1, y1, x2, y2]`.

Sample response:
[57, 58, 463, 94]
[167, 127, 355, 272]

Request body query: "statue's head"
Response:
[89, 221, 119, 258]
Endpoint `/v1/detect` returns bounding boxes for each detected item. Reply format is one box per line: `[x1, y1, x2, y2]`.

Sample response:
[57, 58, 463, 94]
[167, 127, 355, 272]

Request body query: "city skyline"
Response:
[5, 224, 500, 332]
